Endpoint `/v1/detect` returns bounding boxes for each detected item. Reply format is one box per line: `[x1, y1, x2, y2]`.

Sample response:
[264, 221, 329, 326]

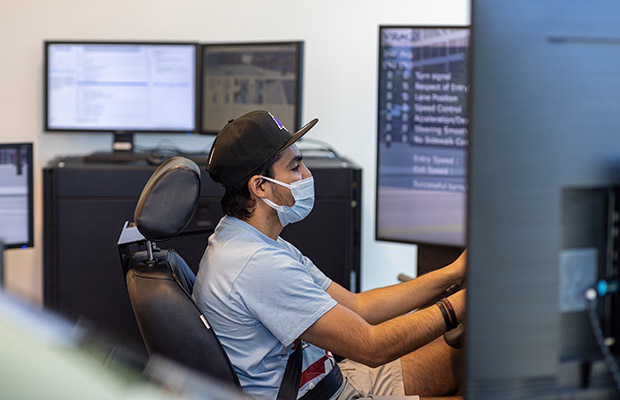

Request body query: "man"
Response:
[193, 110, 466, 400]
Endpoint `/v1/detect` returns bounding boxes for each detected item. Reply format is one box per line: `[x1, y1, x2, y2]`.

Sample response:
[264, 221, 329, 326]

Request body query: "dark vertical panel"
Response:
[468, 0, 620, 398]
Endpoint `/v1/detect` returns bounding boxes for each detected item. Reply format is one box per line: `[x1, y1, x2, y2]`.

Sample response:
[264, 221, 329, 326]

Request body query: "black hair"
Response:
[211, 151, 284, 220]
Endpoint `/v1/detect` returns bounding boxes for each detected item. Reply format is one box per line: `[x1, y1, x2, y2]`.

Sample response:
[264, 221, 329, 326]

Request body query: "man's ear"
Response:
[247, 175, 267, 199]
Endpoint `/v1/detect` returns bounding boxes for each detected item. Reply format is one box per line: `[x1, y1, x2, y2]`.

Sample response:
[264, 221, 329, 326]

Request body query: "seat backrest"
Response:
[126, 249, 240, 385]
[118, 156, 240, 387]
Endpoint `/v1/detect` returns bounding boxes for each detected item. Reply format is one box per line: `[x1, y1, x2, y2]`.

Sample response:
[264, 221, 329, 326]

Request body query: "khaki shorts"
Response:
[332, 358, 420, 400]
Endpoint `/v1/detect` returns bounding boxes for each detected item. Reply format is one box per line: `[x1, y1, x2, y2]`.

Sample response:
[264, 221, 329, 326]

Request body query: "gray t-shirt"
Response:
[192, 216, 338, 399]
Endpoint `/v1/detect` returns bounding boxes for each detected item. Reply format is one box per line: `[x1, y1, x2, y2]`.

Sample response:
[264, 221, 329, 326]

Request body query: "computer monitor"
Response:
[0, 143, 33, 249]
[375, 26, 471, 252]
[200, 41, 303, 134]
[44, 41, 199, 151]
[467, 1, 620, 398]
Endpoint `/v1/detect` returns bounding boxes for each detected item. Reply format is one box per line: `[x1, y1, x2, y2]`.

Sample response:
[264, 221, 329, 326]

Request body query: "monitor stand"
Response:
[112, 132, 134, 152]
[83, 132, 149, 164]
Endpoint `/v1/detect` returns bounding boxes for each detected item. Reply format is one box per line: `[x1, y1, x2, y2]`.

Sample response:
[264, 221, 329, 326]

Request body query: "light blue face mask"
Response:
[260, 176, 315, 227]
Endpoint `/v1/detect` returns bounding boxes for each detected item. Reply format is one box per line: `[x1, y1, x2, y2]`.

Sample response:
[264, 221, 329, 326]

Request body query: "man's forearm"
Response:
[354, 265, 462, 324]
[302, 290, 466, 368]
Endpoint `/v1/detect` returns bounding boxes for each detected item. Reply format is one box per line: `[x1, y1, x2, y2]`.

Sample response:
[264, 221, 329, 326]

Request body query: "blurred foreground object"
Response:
[0, 290, 244, 399]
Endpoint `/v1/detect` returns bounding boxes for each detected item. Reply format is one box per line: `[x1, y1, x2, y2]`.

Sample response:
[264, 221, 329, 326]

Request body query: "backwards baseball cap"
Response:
[206, 110, 318, 187]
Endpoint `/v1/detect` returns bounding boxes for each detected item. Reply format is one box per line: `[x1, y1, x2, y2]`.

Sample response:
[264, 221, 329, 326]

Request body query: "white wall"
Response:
[0, 0, 469, 305]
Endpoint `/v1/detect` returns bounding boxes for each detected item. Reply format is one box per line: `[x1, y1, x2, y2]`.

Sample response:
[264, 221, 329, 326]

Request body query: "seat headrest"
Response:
[134, 156, 201, 242]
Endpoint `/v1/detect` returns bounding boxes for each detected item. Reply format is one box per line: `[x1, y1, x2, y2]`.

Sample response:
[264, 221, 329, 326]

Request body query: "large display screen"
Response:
[376, 26, 471, 247]
[45, 42, 198, 133]
[200, 41, 303, 134]
[0, 143, 33, 249]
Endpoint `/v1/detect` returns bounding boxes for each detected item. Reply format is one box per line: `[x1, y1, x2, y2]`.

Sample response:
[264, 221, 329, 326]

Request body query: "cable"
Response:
[585, 288, 620, 392]
[133, 136, 341, 161]
[133, 138, 212, 156]
[297, 138, 342, 159]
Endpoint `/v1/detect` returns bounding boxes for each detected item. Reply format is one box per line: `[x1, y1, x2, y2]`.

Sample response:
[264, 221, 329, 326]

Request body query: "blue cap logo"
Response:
[268, 112, 286, 131]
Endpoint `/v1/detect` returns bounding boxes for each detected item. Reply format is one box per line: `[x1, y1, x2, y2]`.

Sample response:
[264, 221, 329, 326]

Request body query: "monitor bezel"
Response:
[0, 142, 34, 249]
[43, 40, 201, 134]
[374, 25, 472, 249]
[198, 40, 304, 135]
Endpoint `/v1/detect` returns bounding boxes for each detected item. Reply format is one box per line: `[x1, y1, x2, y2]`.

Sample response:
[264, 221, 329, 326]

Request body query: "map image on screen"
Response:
[376, 27, 470, 247]
[201, 42, 302, 133]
